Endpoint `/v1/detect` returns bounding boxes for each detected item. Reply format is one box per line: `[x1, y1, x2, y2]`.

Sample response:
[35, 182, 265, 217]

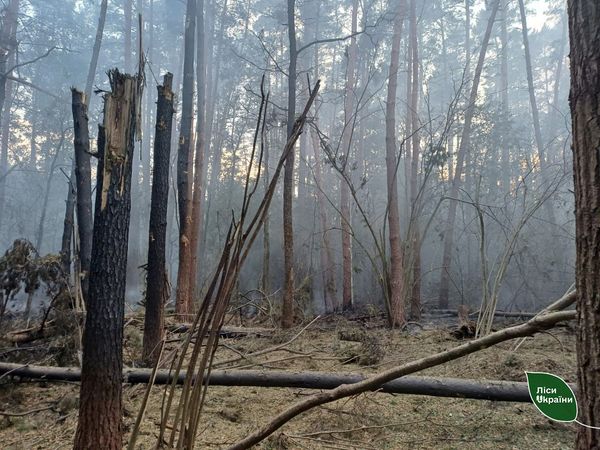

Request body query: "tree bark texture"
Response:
[71, 89, 94, 303]
[567, 0, 600, 447]
[143, 73, 175, 366]
[408, 0, 421, 320]
[74, 70, 141, 450]
[60, 162, 76, 275]
[384, 0, 407, 327]
[0, 361, 548, 404]
[176, 0, 196, 319]
[189, 0, 207, 301]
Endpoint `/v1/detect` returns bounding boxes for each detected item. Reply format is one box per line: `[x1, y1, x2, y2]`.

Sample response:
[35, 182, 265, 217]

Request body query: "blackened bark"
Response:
[143, 73, 175, 366]
[71, 89, 93, 303]
[74, 70, 141, 450]
[60, 163, 76, 275]
[567, 0, 600, 447]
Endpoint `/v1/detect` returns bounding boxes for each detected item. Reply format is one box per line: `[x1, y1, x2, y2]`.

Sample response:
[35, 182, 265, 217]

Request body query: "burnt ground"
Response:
[0, 314, 577, 449]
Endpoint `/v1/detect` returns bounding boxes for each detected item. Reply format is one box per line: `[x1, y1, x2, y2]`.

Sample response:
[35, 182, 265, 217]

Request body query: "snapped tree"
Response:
[73, 70, 142, 450]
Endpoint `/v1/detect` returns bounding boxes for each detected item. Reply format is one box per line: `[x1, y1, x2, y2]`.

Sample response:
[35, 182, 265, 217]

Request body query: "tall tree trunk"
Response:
[517, 0, 556, 224]
[175, 0, 196, 319]
[568, 1, 600, 447]
[438, 0, 500, 309]
[143, 73, 174, 366]
[338, 0, 359, 312]
[281, 0, 297, 329]
[384, 0, 407, 327]
[408, 0, 421, 320]
[71, 89, 94, 303]
[189, 0, 207, 300]
[500, 0, 510, 191]
[74, 70, 141, 450]
[261, 110, 271, 294]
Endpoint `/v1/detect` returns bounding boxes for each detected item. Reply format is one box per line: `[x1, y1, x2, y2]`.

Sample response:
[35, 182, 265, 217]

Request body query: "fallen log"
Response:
[0, 361, 548, 403]
[227, 309, 576, 449]
[167, 324, 273, 338]
[430, 309, 539, 319]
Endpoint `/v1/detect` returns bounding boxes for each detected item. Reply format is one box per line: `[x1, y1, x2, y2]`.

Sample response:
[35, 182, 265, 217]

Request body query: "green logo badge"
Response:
[525, 371, 577, 422]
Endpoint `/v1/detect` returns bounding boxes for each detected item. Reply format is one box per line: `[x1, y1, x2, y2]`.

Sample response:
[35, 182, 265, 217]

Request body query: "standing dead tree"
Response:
[60, 0, 108, 280]
[71, 89, 93, 303]
[142, 73, 175, 366]
[74, 70, 142, 450]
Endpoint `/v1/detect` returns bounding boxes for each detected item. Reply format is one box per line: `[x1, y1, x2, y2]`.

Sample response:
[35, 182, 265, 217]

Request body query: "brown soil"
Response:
[0, 318, 577, 449]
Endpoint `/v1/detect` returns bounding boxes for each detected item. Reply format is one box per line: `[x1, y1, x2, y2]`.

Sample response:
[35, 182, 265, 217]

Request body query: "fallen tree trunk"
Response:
[227, 308, 576, 449]
[430, 309, 539, 319]
[167, 324, 273, 338]
[0, 361, 548, 403]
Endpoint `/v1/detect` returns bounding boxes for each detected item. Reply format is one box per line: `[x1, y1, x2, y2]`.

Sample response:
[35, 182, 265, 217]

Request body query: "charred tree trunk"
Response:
[60, 0, 107, 277]
[74, 70, 141, 450]
[60, 163, 76, 275]
[71, 89, 94, 303]
[384, 0, 407, 327]
[567, 1, 600, 447]
[142, 73, 175, 366]
[438, 0, 500, 309]
[281, 0, 297, 329]
[176, 0, 196, 319]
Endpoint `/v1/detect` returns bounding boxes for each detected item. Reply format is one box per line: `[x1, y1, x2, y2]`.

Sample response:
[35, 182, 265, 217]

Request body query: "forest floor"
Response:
[0, 313, 577, 450]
